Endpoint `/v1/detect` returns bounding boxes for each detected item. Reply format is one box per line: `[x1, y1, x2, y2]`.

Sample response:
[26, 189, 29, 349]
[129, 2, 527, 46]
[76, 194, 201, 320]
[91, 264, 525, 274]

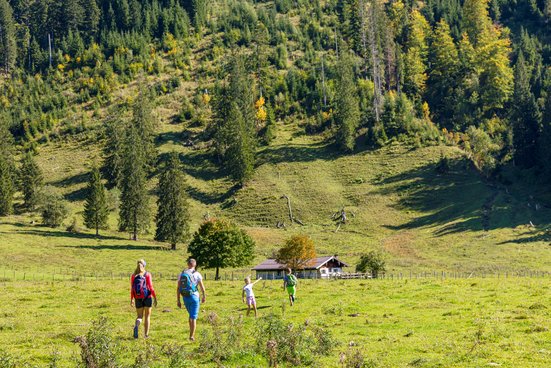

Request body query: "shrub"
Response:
[435, 154, 450, 174]
[162, 344, 193, 368]
[74, 317, 119, 368]
[356, 251, 386, 278]
[39, 186, 69, 228]
[0, 350, 17, 368]
[198, 312, 245, 364]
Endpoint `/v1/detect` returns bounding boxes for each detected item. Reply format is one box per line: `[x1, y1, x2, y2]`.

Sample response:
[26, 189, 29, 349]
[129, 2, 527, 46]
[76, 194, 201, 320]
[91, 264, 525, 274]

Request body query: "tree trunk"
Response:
[215, 267, 220, 280]
[171, 243, 176, 250]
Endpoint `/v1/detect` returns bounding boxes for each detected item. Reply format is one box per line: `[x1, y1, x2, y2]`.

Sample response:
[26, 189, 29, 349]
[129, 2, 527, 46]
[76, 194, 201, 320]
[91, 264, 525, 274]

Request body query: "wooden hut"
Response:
[252, 256, 349, 279]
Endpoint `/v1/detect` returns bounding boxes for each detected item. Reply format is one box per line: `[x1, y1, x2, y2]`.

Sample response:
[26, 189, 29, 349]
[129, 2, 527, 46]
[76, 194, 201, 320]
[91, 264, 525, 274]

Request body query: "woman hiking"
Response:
[130, 259, 157, 339]
[177, 258, 206, 341]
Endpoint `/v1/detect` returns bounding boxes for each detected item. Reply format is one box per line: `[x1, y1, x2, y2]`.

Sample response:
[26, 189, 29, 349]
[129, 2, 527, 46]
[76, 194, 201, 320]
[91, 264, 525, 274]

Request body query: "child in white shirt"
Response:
[242, 276, 262, 317]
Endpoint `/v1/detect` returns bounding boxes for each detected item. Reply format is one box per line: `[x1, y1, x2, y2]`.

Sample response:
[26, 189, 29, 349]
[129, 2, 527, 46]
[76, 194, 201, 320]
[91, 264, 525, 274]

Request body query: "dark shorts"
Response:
[135, 298, 153, 309]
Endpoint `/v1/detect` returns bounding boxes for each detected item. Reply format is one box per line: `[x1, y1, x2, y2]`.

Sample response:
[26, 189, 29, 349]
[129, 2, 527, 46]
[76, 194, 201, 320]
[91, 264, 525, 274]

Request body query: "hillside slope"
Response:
[2, 109, 551, 276]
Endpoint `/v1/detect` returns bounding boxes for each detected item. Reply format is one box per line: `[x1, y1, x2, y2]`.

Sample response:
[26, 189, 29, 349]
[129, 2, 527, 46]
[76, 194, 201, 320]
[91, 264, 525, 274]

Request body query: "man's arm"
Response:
[176, 278, 182, 308]
[198, 279, 206, 303]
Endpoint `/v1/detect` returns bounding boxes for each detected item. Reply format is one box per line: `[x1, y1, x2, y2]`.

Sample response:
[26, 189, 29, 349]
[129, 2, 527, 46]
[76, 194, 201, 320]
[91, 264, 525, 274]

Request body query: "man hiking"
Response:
[177, 258, 206, 341]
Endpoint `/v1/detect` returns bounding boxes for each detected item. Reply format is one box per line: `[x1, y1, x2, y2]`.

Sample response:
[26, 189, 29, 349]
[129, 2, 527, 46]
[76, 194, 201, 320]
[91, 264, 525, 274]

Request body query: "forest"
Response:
[0, 0, 550, 236]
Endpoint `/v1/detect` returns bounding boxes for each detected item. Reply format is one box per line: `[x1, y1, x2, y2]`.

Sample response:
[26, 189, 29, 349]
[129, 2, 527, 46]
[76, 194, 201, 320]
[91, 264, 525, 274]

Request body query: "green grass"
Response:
[1, 278, 550, 367]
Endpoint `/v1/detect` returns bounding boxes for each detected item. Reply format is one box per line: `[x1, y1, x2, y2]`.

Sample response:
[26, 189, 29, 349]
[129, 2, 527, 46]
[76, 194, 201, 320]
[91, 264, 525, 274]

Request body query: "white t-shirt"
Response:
[178, 269, 203, 296]
[243, 283, 254, 298]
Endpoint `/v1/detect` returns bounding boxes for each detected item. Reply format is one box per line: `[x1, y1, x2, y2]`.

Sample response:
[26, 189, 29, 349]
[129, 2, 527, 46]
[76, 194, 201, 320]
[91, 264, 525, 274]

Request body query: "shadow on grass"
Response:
[238, 306, 272, 311]
[376, 158, 493, 235]
[61, 244, 165, 251]
[257, 142, 338, 166]
[497, 232, 551, 244]
[15, 229, 126, 241]
[50, 172, 89, 188]
[49, 172, 90, 201]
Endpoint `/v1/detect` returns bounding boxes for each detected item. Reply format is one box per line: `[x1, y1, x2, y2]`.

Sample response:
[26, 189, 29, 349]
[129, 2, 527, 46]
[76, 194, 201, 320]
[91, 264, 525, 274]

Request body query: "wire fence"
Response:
[1, 268, 550, 283]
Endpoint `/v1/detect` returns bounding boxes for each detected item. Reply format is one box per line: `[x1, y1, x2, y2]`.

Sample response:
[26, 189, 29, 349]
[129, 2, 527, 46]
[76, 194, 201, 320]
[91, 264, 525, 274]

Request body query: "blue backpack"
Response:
[133, 272, 150, 299]
[179, 270, 198, 297]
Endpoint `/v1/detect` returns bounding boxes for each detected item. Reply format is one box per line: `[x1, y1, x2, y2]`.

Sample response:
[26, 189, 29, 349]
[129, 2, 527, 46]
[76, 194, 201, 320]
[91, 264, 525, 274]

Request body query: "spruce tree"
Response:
[63, 0, 84, 32]
[118, 124, 150, 241]
[132, 88, 157, 171]
[403, 9, 430, 101]
[155, 152, 190, 250]
[82, 0, 101, 39]
[334, 52, 361, 152]
[511, 52, 541, 168]
[0, 0, 17, 74]
[19, 151, 43, 210]
[214, 56, 256, 184]
[83, 165, 109, 236]
[103, 118, 126, 188]
[427, 19, 459, 128]
[461, 0, 493, 47]
[0, 122, 16, 215]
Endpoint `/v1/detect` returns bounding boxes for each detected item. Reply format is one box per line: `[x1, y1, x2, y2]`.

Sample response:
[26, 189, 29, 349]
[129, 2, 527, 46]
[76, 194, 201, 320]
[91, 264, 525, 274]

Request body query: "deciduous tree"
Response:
[276, 235, 317, 271]
[188, 219, 255, 279]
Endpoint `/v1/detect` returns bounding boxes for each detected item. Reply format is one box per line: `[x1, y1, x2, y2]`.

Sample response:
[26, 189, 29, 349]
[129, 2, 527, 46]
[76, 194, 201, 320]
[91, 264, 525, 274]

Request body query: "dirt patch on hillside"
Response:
[383, 232, 420, 259]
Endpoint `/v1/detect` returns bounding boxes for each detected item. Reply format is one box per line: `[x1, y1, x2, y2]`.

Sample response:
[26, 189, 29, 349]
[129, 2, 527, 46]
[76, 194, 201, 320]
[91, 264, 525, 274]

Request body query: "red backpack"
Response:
[133, 272, 150, 299]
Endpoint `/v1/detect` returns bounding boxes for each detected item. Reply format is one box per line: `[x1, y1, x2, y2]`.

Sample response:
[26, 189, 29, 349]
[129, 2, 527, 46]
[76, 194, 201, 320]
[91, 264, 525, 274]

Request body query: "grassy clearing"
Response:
[1, 278, 549, 367]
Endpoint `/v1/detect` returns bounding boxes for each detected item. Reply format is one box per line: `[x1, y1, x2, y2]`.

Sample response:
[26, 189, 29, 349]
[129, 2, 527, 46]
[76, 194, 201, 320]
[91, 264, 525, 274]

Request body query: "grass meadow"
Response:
[1, 277, 550, 367]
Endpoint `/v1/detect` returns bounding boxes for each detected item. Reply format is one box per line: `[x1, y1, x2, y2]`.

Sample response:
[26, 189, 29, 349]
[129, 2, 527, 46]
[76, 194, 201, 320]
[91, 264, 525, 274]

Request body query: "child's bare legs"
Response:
[289, 294, 294, 306]
[253, 303, 258, 317]
[247, 304, 251, 316]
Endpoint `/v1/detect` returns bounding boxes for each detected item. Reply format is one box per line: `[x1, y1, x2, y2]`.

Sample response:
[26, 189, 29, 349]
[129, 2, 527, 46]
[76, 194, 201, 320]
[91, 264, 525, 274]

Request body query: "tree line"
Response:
[0, 0, 550, 189]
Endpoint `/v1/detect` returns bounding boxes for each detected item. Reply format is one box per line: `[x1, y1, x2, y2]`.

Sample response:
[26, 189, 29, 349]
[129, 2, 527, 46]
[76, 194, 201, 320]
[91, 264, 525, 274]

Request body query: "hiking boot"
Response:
[133, 325, 139, 339]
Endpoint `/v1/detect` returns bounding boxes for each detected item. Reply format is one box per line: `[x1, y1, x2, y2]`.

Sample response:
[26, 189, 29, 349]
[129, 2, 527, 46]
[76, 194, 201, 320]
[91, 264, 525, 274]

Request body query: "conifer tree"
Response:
[214, 56, 256, 184]
[461, 0, 493, 47]
[19, 151, 43, 210]
[83, 165, 109, 236]
[103, 118, 126, 188]
[427, 19, 459, 127]
[511, 52, 541, 168]
[334, 52, 361, 152]
[0, 122, 16, 215]
[0, 0, 17, 74]
[82, 0, 101, 38]
[132, 89, 157, 171]
[63, 0, 84, 32]
[193, 0, 207, 31]
[155, 152, 190, 250]
[403, 9, 430, 101]
[118, 124, 150, 241]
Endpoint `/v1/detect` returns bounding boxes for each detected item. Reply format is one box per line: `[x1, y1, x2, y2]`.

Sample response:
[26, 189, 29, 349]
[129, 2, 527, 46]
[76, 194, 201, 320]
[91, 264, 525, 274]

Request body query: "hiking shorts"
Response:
[246, 296, 256, 306]
[183, 294, 200, 320]
[135, 297, 153, 309]
[286, 285, 296, 297]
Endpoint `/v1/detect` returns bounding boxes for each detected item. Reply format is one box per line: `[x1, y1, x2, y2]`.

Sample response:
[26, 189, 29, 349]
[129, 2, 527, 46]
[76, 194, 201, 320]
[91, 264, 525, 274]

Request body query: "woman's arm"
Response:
[130, 275, 135, 306]
[146, 273, 157, 307]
